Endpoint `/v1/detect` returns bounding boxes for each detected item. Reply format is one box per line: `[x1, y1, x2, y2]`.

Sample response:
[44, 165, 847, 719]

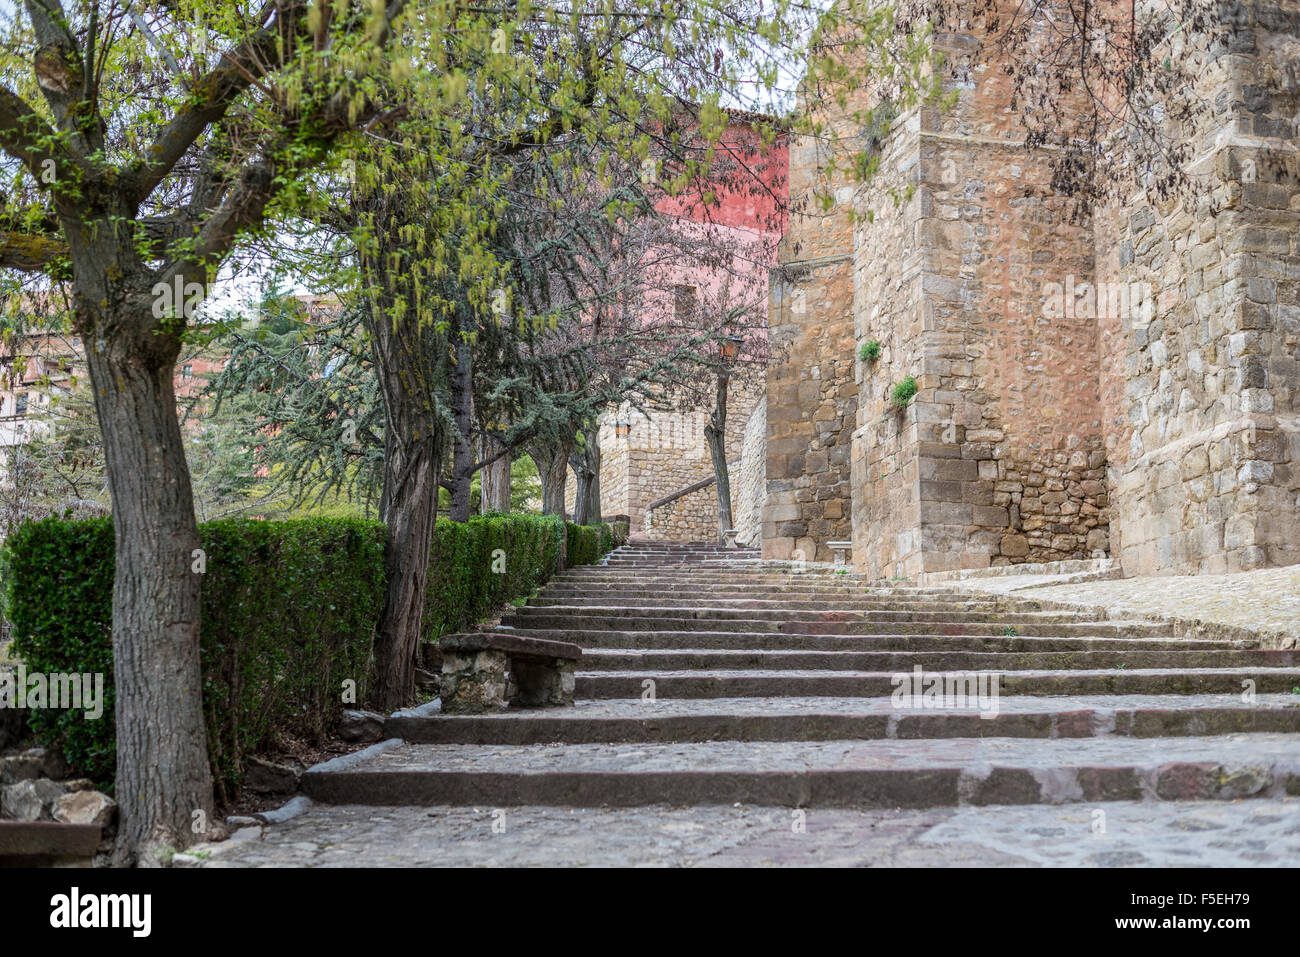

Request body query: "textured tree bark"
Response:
[569, 427, 601, 525]
[479, 433, 511, 514]
[76, 290, 214, 867]
[705, 371, 734, 545]
[448, 340, 474, 522]
[367, 303, 445, 711]
[531, 439, 572, 518]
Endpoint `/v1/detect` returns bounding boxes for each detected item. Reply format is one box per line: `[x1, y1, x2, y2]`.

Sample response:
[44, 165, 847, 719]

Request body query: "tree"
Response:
[0, 0, 416, 863]
[203, 281, 382, 515]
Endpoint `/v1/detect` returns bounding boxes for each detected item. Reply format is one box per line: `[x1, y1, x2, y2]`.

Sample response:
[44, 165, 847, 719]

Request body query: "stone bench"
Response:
[439, 632, 582, 714]
[827, 540, 852, 568]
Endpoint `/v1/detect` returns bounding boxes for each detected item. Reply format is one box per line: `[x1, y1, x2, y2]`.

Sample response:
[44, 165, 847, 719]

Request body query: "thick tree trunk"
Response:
[569, 427, 601, 525]
[530, 439, 572, 518]
[479, 433, 511, 514]
[80, 298, 214, 867]
[448, 340, 474, 522]
[367, 305, 445, 711]
[705, 371, 734, 545]
[374, 432, 441, 710]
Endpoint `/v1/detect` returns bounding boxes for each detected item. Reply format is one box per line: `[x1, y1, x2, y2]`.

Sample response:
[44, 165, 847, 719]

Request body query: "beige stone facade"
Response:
[761, 126, 859, 562]
[590, 381, 762, 542]
[765, 1, 1300, 579]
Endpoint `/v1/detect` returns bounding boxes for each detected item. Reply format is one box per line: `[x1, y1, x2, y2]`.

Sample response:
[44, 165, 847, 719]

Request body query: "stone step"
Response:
[302, 733, 1300, 808]
[492, 627, 1243, 652]
[557, 569, 873, 579]
[576, 648, 1300, 672]
[538, 585, 1000, 601]
[600, 560, 763, 567]
[550, 578, 1039, 596]
[608, 548, 761, 554]
[498, 615, 1168, 637]
[552, 570, 868, 582]
[573, 667, 1300, 698]
[528, 596, 1020, 613]
[373, 542, 1297, 823]
[513, 606, 1111, 625]
[601, 551, 761, 557]
[0, 821, 101, 865]
[386, 695, 1300, 745]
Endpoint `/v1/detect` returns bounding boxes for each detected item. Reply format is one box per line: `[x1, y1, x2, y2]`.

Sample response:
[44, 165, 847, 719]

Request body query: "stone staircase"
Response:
[305, 542, 1300, 809]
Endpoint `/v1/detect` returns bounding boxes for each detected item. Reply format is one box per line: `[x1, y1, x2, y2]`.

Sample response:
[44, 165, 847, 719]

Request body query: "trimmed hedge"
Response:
[1, 512, 625, 795]
[421, 515, 627, 640]
[421, 514, 564, 640]
[565, 521, 602, 567]
[1, 516, 386, 797]
[0, 518, 114, 782]
[563, 521, 631, 570]
[197, 519, 386, 800]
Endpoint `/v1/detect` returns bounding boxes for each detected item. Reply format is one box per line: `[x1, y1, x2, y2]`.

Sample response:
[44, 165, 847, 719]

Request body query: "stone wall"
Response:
[851, 113, 926, 577]
[1096, 1, 1300, 575]
[595, 416, 629, 519]
[593, 380, 760, 541]
[762, 97, 861, 561]
[733, 395, 767, 545]
[848, 11, 1110, 578]
[644, 482, 725, 542]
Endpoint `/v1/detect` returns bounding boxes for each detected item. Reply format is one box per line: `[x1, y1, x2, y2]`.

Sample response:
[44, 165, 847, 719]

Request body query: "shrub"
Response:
[422, 515, 625, 641]
[891, 375, 919, 410]
[858, 339, 882, 362]
[1, 516, 386, 797]
[2, 512, 624, 796]
[421, 514, 565, 640]
[565, 522, 600, 567]
[197, 518, 385, 800]
[0, 518, 114, 782]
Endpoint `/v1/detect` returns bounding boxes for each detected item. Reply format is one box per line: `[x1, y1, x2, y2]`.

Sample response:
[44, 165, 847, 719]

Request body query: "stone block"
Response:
[442, 649, 510, 714]
[971, 505, 1010, 527]
[508, 659, 577, 709]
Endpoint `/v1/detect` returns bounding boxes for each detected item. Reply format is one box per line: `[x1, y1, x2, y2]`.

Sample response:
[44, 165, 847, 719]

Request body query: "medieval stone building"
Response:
[762, 0, 1300, 578]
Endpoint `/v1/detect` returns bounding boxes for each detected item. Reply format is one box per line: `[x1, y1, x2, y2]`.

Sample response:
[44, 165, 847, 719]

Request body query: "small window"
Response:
[15, 393, 27, 416]
[182, 364, 193, 380]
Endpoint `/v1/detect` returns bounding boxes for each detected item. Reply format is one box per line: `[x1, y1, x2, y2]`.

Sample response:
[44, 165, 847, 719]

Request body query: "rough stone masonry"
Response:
[764, 0, 1300, 579]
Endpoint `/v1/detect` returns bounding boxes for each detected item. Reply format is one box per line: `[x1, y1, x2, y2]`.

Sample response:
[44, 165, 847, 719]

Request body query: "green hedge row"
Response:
[1, 513, 625, 794]
[421, 514, 564, 640]
[422, 515, 626, 640]
[1, 517, 386, 798]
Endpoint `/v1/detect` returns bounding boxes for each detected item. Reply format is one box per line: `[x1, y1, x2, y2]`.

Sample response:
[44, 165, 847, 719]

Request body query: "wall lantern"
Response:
[719, 335, 744, 362]
[614, 420, 631, 438]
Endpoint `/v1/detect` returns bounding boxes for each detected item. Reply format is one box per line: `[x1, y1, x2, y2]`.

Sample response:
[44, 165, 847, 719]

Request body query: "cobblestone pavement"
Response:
[189, 798, 1300, 867]
[953, 563, 1300, 650]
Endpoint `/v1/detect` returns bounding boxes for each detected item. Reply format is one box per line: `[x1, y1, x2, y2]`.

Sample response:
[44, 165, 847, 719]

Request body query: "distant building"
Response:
[583, 110, 789, 543]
